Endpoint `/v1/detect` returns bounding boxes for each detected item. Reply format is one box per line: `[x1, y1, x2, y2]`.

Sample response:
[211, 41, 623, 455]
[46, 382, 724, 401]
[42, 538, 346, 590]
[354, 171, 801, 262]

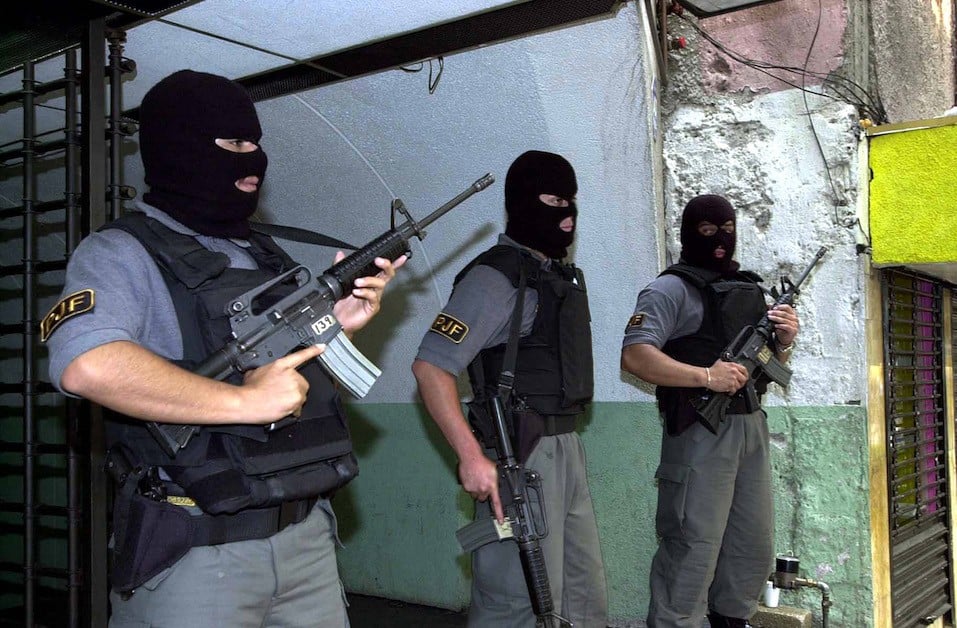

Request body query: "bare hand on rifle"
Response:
[767, 303, 799, 347]
[458, 453, 505, 523]
[332, 253, 407, 334]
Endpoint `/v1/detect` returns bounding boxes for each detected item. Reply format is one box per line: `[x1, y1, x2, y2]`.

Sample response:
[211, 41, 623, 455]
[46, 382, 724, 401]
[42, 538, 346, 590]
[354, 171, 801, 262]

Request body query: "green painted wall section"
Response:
[869, 119, 957, 265]
[336, 402, 873, 625]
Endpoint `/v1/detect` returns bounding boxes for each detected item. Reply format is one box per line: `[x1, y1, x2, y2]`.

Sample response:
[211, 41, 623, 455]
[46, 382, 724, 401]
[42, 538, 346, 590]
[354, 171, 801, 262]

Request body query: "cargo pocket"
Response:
[654, 462, 690, 540]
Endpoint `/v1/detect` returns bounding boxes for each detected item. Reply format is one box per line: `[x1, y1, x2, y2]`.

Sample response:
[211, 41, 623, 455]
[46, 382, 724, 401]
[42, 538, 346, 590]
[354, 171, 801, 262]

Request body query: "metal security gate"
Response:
[882, 268, 953, 627]
[0, 21, 130, 627]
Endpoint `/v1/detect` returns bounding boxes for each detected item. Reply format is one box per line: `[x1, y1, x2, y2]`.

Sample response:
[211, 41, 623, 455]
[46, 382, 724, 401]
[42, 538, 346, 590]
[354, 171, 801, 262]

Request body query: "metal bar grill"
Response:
[21, 57, 38, 628]
[883, 268, 954, 627]
[0, 21, 116, 625]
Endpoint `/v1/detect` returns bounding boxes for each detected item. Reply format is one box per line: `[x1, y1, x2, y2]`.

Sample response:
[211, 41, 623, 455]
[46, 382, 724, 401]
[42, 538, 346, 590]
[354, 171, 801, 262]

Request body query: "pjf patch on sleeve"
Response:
[40, 289, 95, 342]
[626, 312, 646, 331]
[429, 313, 469, 344]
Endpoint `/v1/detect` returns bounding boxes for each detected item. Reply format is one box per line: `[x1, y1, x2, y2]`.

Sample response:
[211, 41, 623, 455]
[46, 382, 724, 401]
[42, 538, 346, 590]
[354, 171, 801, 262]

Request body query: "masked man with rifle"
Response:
[620, 194, 800, 628]
[43, 70, 404, 627]
[413, 150, 608, 627]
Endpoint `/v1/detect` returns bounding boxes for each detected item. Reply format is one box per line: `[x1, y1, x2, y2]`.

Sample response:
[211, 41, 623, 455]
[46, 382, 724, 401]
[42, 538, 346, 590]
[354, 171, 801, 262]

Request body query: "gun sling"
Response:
[499, 255, 525, 397]
[501, 260, 577, 437]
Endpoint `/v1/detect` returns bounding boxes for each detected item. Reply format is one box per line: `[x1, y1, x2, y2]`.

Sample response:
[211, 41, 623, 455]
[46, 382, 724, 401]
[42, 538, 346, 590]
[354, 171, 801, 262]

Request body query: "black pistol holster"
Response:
[105, 443, 322, 596]
[106, 444, 193, 596]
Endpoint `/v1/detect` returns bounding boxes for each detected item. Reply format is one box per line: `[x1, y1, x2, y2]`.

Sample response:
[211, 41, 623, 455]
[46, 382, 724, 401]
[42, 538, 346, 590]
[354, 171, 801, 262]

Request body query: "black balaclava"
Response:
[679, 194, 739, 275]
[139, 70, 268, 239]
[504, 150, 578, 260]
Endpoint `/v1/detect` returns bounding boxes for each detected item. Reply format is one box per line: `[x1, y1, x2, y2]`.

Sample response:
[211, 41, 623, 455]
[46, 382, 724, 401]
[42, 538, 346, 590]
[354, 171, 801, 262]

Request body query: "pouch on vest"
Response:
[165, 396, 357, 515]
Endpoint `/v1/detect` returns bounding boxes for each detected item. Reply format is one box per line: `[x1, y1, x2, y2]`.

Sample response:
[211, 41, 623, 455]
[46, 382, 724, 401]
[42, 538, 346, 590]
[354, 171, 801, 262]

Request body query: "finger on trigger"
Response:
[285, 344, 325, 368]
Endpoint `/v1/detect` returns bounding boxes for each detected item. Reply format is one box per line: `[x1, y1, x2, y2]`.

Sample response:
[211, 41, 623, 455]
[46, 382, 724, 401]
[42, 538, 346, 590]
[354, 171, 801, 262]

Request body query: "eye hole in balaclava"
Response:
[139, 69, 268, 239]
[679, 194, 739, 275]
[504, 150, 578, 260]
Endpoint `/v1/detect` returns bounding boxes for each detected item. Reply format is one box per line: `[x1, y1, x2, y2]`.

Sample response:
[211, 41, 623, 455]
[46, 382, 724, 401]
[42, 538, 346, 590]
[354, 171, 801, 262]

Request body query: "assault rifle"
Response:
[456, 391, 573, 628]
[692, 246, 826, 434]
[147, 174, 495, 457]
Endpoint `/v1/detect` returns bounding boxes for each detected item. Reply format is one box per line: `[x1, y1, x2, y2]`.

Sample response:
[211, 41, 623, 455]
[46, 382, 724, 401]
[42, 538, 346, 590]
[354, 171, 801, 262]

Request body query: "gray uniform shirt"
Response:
[621, 273, 705, 349]
[415, 234, 546, 377]
[45, 201, 259, 394]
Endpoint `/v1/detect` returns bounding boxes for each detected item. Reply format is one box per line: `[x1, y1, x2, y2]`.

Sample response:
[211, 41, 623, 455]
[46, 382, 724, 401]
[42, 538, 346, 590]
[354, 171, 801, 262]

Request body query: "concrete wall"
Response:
[869, 0, 955, 122]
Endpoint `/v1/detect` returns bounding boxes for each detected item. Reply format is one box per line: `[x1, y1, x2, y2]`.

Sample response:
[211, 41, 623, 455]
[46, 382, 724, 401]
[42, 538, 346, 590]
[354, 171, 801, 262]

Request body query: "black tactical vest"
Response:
[655, 262, 768, 434]
[103, 212, 357, 515]
[457, 245, 594, 416]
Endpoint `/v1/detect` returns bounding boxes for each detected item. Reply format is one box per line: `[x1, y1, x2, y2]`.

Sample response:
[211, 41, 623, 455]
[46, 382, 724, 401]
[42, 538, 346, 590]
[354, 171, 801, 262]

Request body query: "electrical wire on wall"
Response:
[675, 2, 882, 242]
[399, 57, 445, 94]
[675, 10, 887, 125]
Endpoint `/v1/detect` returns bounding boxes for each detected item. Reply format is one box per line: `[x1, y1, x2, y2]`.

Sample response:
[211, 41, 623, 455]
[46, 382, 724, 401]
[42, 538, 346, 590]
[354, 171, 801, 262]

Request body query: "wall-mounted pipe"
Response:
[770, 554, 833, 628]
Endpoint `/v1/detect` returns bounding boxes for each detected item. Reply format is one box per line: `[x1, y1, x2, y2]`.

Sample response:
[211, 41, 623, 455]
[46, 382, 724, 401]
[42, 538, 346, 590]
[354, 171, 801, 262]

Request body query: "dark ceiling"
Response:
[0, 0, 200, 74]
[2, 0, 624, 110]
[237, 0, 623, 103]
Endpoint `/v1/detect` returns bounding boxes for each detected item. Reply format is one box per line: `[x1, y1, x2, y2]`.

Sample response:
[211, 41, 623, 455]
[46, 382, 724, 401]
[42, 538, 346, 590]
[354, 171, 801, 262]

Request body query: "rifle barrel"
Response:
[793, 247, 827, 290]
[407, 173, 495, 239]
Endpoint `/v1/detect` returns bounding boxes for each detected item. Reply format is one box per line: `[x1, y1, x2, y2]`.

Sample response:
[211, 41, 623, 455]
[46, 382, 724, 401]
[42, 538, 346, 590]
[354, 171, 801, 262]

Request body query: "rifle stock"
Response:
[148, 174, 495, 457]
[692, 247, 826, 433]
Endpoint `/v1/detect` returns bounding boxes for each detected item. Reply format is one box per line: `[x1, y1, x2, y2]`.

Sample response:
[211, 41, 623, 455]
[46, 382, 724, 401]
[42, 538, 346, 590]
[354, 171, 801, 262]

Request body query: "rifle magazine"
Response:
[317, 333, 382, 398]
[456, 516, 514, 553]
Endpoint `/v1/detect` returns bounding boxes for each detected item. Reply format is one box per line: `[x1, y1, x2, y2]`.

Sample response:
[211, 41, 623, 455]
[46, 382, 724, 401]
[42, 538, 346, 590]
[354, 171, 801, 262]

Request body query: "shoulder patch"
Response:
[429, 313, 469, 344]
[626, 312, 646, 330]
[40, 289, 95, 342]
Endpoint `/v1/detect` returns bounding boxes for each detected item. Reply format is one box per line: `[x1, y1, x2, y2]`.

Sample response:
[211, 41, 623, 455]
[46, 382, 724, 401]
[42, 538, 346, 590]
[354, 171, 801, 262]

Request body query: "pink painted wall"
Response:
[697, 0, 846, 93]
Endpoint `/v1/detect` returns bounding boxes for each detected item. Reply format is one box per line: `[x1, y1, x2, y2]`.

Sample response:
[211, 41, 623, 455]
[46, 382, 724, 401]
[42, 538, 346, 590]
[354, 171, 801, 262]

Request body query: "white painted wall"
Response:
[662, 90, 867, 408]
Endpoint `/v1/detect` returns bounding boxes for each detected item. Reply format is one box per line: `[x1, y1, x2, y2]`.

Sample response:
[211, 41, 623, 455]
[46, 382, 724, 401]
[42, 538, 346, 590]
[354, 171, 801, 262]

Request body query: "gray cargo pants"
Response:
[109, 499, 348, 628]
[468, 431, 609, 628]
[647, 410, 773, 628]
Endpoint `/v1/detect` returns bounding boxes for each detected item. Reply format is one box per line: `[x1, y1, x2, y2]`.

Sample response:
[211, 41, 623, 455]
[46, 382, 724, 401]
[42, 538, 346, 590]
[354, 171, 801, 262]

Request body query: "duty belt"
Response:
[543, 414, 577, 436]
[187, 497, 316, 546]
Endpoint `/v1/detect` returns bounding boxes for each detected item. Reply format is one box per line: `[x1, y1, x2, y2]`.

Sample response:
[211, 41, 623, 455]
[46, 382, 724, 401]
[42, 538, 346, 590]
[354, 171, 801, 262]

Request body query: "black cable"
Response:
[400, 58, 445, 94]
[676, 12, 887, 124]
[800, 0, 848, 225]
[428, 57, 444, 94]
[675, 5, 876, 239]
